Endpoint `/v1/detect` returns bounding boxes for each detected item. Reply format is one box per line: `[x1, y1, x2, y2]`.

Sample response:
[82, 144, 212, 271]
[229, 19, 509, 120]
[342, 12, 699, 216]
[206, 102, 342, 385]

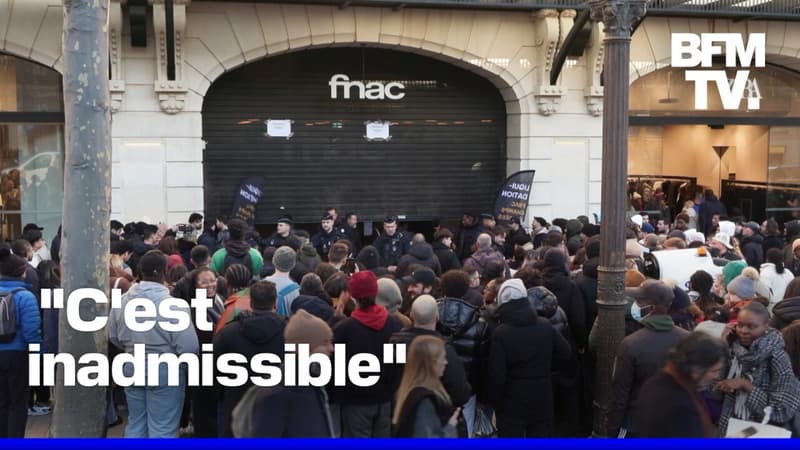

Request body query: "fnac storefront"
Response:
[202, 47, 507, 227]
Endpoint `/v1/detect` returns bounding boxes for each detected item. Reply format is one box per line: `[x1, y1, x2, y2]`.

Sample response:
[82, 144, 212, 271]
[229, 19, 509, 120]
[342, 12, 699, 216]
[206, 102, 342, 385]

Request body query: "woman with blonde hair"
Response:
[393, 335, 460, 437]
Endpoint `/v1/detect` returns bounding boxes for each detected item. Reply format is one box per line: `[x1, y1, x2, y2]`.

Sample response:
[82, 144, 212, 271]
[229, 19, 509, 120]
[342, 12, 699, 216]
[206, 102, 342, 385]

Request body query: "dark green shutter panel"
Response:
[202, 48, 507, 224]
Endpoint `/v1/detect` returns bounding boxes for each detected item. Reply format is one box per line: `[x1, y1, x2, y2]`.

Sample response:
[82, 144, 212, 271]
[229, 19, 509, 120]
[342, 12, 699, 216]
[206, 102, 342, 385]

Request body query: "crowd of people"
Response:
[3, 198, 800, 438]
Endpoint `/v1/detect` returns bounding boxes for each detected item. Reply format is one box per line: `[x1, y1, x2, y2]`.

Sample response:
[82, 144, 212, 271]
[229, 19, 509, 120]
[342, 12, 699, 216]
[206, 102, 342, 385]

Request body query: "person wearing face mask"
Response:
[605, 279, 690, 438]
[632, 332, 729, 437]
[715, 302, 800, 436]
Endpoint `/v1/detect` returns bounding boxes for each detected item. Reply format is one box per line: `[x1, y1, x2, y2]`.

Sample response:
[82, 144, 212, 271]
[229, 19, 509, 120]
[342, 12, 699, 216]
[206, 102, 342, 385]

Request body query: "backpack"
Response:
[0, 288, 26, 343]
[222, 250, 253, 275]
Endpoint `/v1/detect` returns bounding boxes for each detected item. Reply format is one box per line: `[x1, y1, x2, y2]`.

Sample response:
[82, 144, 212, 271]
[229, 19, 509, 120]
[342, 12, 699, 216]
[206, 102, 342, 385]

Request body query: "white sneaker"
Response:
[28, 406, 50, 416]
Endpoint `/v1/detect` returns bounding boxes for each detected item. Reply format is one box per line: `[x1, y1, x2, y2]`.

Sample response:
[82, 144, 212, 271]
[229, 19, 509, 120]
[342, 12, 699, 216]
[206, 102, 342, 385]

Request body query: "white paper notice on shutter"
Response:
[266, 120, 292, 138]
[365, 121, 390, 140]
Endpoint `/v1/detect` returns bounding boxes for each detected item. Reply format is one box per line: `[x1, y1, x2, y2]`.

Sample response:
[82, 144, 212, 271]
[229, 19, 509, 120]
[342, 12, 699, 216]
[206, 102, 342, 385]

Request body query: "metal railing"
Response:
[218, 0, 800, 20]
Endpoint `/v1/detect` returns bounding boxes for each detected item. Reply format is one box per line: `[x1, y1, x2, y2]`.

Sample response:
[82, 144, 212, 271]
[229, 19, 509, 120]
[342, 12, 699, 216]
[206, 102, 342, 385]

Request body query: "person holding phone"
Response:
[392, 335, 460, 437]
[715, 302, 800, 436]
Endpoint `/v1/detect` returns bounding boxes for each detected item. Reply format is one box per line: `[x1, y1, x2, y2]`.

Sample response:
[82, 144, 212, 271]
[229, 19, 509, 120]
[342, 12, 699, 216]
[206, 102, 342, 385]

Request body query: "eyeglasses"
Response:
[198, 279, 217, 287]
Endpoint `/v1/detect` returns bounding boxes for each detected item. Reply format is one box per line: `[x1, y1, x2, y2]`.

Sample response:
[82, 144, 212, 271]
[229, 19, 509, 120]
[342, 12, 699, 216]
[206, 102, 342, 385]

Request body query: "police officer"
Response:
[311, 213, 343, 262]
[263, 214, 301, 251]
[373, 215, 411, 271]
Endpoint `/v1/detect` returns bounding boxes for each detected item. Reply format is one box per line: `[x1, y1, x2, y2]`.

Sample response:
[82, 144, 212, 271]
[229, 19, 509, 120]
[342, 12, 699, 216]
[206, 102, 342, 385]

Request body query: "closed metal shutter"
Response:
[202, 47, 506, 224]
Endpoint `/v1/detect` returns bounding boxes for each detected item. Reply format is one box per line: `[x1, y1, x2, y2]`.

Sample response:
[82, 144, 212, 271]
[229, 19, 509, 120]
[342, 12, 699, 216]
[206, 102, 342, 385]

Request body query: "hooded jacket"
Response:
[0, 279, 41, 352]
[331, 305, 402, 405]
[291, 294, 336, 324]
[129, 240, 154, 277]
[213, 310, 285, 437]
[740, 233, 764, 268]
[296, 242, 321, 272]
[465, 248, 507, 276]
[528, 287, 570, 341]
[234, 383, 334, 438]
[397, 243, 442, 276]
[109, 281, 199, 365]
[488, 298, 570, 424]
[210, 240, 263, 278]
[432, 241, 461, 273]
[542, 263, 587, 352]
[436, 297, 491, 402]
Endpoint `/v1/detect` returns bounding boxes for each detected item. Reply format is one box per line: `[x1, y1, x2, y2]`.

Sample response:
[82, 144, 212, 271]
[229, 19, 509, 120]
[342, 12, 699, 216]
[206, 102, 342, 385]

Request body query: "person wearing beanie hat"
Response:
[231, 309, 334, 438]
[109, 250, 199, 438]
[739, 220, 764, 268]
[377, 278, 411, 328]
[262, 246, 300, 318]
[489, 272, 570, 437]
[496, 279, 527, 306]
[722, 260, 748, 291]
[0, 245, 42, 437]
[608, 279, 689, 437]
[388, 295, 471, 421]
[213, 280, 286, 437]
[724, 270, 760, 323]
[332, 270, 403, 437]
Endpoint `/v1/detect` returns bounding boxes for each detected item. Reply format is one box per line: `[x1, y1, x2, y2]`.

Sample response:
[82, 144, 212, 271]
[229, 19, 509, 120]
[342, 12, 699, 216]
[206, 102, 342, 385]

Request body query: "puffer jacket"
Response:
[397, 242, 442, 276]
[771, 296, 800, 330]
[527, 286, 570, 341]
[436, 297, 490, 402]
[0, 280, 41, 352]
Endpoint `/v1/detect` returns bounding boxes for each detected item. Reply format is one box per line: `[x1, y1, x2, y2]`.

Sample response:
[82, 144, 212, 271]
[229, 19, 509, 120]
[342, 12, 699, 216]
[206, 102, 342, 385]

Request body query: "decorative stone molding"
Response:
[535, 85, 564, 116]
[151, 0, 191, 114]
[589, 0, 647, 35]
[585, 22, 605, 116]
[533, 9, 564, 116]
[108, 0, 125, 113]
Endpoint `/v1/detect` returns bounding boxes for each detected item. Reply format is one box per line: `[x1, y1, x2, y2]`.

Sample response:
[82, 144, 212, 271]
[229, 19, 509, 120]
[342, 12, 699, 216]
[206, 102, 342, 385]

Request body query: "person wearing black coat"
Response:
[572, 241, 600, 436]
[698, 190, 728, 237]
[397, 242, 442, 277]
[739, 222, 764, 268]
[213, 281, 286, 437]
[436, 296, 490, 403]
[231, 309, 334, 438]
[488, 279, 571, 437]
[389, 295, 471, 410]
[432, 229, 461, 274]
[631, 332, 728, 438]
[455, 214, 482, 262]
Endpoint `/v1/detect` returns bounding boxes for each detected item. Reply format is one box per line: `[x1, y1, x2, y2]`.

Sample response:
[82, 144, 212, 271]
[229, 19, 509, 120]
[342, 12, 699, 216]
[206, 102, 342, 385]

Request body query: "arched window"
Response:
[0, 53, 64, 243]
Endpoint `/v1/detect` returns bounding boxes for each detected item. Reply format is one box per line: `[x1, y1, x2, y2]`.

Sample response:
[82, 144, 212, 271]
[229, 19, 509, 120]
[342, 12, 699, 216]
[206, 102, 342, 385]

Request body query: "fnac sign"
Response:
[671, 33, 765, 110]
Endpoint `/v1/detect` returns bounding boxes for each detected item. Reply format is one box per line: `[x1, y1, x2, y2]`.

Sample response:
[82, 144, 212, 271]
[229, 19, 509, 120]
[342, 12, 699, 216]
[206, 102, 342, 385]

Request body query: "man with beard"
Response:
[312, 213, 344, 262]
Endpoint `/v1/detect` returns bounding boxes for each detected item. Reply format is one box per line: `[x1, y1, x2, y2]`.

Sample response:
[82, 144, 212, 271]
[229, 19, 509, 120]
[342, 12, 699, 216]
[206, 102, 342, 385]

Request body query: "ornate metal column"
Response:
[589, 0, 647, 438]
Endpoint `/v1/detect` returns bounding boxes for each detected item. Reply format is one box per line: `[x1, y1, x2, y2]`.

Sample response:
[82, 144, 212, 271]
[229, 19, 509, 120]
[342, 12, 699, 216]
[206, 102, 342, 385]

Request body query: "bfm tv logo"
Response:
[671, 33, 765, 110]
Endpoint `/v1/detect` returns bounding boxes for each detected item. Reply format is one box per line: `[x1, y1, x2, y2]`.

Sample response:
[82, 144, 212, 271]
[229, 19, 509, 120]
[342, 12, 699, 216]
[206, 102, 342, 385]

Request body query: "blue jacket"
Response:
[0, 279, 42, 351]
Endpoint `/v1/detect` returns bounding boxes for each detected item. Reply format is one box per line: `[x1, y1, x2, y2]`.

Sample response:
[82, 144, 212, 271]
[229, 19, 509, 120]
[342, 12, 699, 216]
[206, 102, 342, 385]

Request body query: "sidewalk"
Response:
[25, 409, 127, 438]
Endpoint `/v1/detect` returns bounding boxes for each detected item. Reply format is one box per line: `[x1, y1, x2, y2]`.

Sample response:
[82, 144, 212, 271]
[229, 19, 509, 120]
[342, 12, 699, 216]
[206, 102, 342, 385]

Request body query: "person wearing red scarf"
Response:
[632, 332, 728, 437]
[330, 270, 403, 437]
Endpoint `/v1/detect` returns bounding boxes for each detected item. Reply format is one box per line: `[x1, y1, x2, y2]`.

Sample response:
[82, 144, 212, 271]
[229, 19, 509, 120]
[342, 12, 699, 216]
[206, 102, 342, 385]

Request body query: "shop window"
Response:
[0, 53, 64, 243]
[630, 64, 800, 118]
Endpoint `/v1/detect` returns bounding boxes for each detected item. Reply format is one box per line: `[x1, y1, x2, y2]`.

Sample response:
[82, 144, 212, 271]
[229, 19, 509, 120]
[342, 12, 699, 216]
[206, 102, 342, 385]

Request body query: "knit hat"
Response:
[631, 214, 643, 228]
[497, 279, 527, 306]
[722, 260, 748, 288]
[273, 246, 296, 273]
[349, 270, 378, 300]
[376, 278, 403, 314]
[727, 273, 756, 299]
[743, 221, 760, 233]
[356, 246, 381, 270]
[543, 247, 568, 270]
[284, 309, 332, 350]
[626, 269, 646, 287]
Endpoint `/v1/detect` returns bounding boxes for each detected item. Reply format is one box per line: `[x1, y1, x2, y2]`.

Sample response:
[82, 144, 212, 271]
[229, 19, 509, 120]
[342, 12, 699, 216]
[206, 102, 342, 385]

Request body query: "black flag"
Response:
[493, 170, 535, 227]
[231, 176, 265, 229]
